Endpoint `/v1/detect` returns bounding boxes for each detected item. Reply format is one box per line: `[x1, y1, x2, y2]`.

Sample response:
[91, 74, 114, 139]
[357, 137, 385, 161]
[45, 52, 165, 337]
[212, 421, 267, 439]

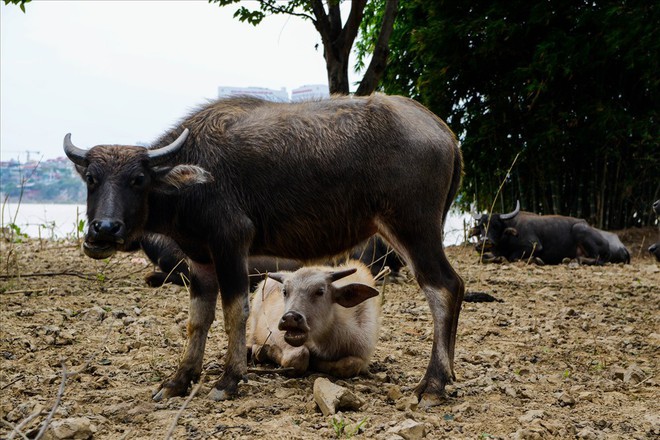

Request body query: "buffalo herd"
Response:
[64, 94, 658, 406]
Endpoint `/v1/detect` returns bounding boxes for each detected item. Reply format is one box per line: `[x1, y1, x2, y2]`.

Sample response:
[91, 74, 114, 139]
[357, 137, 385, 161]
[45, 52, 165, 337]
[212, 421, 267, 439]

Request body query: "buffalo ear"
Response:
[504, 227, 519, 237]
[333, 283, 379, 308]
[151, 165, 212, 193]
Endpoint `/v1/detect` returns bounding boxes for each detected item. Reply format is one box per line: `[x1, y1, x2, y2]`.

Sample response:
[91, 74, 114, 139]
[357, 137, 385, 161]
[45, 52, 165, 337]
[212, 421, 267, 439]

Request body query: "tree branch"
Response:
[356, 0, 399, 96]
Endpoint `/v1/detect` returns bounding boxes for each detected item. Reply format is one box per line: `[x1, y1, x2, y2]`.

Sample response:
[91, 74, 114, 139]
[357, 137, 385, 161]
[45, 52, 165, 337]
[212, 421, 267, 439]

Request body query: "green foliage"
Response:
[364, 0, 659, 228]
[330, 416, 368, 438]
[3, 0, 31, 13]
[209, 0, 315, 26]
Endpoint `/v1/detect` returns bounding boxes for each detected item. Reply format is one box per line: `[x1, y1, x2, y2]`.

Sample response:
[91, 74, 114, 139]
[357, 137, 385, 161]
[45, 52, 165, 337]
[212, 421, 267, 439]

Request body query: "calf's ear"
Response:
[333, 283, 379, 308]
[504, 227, 519, 236]
[151, 165, 212, 193]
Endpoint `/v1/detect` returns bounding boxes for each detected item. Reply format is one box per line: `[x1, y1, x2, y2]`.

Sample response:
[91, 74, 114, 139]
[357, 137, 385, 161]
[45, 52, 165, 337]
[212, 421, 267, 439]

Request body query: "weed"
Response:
[330, 416, 368, 438]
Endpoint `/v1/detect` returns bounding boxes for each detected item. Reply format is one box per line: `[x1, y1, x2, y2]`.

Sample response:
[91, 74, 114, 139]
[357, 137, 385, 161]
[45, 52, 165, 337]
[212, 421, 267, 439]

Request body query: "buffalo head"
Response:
[268, 267, 379, 348]
[64, 129, 211, 259]
[470, 200, 521, 252]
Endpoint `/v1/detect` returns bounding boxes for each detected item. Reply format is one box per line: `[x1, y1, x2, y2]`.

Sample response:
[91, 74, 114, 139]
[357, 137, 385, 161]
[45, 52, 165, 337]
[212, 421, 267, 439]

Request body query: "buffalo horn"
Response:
[63, 133, 89, 166]
[500, 200, 521, 220]
[147, 128, 189, 165]
[330, 267, 358, 282]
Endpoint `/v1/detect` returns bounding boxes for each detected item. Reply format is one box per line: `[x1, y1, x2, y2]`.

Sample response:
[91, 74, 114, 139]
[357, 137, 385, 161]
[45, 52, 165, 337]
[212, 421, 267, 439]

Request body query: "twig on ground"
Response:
[4, 415, 34, 440]
[1, 374, 25, 390]
[0, 271, 97, 281]
[247, 366, 296, 374]
[34, 362, 67, 440]
[164, 377, 205, 440]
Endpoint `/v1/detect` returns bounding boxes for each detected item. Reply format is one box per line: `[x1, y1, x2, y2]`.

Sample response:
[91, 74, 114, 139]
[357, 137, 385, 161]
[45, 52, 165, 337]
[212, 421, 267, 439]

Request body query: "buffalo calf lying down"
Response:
[470, 201, 630, 265]
[248, 261, 380, 377]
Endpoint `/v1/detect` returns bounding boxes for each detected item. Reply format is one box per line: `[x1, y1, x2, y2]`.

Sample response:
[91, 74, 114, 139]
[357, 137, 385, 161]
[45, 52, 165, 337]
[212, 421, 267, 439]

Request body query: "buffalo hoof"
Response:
[207, 387, 233, 401]
[152, 377, 192, 401]
[418, 392, 445, 408]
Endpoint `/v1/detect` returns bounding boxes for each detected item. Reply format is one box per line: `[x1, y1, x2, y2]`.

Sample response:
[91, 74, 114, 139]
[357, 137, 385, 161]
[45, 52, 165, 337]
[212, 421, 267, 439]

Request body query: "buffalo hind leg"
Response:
[153, 261, 217, 401]
[381, 223, 465, 407]
[207, 255, 250, 401]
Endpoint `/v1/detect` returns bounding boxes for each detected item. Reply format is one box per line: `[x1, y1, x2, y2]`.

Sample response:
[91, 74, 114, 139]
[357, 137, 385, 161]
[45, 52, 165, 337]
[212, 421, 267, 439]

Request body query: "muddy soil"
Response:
[1, 229, 658, 439]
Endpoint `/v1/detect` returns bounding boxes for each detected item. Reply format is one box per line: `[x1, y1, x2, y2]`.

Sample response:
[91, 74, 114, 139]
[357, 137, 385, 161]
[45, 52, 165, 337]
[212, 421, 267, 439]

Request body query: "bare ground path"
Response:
[1, 229, 658, 439]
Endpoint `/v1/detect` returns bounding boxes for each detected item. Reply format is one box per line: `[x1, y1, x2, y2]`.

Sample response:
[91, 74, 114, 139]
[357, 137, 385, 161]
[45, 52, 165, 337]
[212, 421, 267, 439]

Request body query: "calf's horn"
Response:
[63, 133, 89, 166]
[330, 267, 358, 282]
[500, 200, 521, 220]
[147, 128, 189, 165]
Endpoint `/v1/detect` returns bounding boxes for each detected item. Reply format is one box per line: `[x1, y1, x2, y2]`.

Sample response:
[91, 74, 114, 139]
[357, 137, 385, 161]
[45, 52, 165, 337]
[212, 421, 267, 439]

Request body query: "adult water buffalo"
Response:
[64, 94, 464, 406]
[470, 201, 616, 265]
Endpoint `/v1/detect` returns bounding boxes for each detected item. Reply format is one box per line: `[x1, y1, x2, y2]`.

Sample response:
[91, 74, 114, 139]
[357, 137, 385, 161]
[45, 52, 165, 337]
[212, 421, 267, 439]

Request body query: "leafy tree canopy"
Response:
[3, 0, 31, 12]
[360, 0, 658, 228]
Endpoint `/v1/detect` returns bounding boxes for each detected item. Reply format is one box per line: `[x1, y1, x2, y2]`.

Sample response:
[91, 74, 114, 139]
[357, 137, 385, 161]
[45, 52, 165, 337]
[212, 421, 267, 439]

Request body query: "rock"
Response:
[111, 309, 127, 319]
[623, 365, 645, 384]
[387, 419, 426, 440]
[386, 385, 403, 402]
[518, 409, 545, 424]
[395, 395, 419, 412]
[557, 392, 575, 407]
[45, 417, 96, 439]
[313, 377, 364, 416]
[82, 306, 106, 322]
[576, 427, 599, 439]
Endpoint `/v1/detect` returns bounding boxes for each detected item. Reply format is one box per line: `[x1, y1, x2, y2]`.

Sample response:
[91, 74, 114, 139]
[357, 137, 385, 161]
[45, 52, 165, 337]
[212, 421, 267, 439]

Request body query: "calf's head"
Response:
[268, 267, 379, 347]
[63, 129, 211, 259]
[470, 201, 521, 253]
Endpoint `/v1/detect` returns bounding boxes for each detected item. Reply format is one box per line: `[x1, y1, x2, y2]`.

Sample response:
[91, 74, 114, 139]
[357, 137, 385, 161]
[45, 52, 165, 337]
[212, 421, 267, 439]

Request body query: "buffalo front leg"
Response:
[207, 255, 251, 401]
[153, 261, 218, 401]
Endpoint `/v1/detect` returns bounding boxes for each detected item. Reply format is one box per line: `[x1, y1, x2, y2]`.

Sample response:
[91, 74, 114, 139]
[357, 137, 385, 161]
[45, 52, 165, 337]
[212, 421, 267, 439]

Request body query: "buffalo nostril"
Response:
[90, 219, 125, 240]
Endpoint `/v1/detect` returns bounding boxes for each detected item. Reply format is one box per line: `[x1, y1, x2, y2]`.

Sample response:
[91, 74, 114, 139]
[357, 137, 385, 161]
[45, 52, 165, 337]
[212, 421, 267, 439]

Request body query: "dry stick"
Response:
[5, 415, 34, 440]
[1, 288, 50, 295]
[34, 362, 67, 440]
[478, 152, 521, 265]
[0, 271, 97, 281]
[1, 374, 25, 390]
[163, 378, 205, 440]
[637, 236, 646, 259]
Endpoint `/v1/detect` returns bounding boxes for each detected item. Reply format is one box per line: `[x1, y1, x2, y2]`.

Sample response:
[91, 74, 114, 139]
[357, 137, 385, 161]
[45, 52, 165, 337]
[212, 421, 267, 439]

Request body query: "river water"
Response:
[2, 203, 471, 246]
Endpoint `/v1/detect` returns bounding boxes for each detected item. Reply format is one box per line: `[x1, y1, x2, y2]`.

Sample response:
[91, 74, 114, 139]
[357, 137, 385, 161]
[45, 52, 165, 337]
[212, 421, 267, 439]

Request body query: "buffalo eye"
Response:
[316, 288, 324, 296]
[131, 174, 146, 188]
[85, 173, 96, 186]
[281, 287, 287, 297]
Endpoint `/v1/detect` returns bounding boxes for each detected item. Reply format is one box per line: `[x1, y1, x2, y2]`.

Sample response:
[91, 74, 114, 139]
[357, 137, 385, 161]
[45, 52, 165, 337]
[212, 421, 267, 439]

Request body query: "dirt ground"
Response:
[1, 228, 658, 439]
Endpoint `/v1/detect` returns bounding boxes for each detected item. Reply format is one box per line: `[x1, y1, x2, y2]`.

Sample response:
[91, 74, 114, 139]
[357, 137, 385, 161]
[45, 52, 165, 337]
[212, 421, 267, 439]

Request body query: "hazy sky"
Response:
[2, 1, 357, 161]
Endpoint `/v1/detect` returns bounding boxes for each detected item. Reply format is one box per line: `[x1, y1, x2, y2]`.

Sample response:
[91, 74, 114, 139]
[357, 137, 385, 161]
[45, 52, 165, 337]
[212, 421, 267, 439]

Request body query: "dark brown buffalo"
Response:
[649, 200, 660, 261]
[64, 95, 464, 406]
[470, 201, 619, 265]
[139, 233, 403, 289]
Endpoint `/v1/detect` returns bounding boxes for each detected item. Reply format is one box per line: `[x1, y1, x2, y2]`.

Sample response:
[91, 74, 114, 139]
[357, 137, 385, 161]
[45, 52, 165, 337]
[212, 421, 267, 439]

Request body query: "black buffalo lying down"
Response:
[64, 94, 464, 406]
[136, 234, 404, 290]
[470, 201, 630, 265]
[650, 199, 660, 262]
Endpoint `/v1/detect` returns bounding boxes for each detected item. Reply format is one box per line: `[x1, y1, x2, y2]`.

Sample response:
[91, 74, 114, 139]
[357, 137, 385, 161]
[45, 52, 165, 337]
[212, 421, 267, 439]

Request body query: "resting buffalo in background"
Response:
[650, 200, 660, 261]
[64, 94, 464, 406]
[469, 201, 628, 265]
